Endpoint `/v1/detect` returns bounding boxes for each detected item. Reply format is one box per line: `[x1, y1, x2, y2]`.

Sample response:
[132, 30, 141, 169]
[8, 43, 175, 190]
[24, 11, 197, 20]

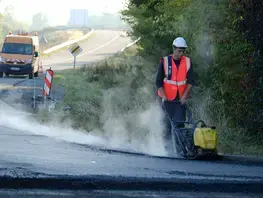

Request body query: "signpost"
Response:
[68, 42, 83, 69]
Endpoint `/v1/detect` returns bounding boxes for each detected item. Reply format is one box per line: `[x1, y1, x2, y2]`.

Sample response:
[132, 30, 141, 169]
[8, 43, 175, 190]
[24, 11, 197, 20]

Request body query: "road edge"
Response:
[0, 175, 262, 193]
[218, 154, 263, 166]
[70, 142, 263, 166]
[43, 28, 94, 55]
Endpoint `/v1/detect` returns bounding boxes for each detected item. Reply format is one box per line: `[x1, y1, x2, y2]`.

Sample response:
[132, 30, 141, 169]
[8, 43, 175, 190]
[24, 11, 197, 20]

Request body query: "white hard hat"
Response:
[172, 37, 188, 48]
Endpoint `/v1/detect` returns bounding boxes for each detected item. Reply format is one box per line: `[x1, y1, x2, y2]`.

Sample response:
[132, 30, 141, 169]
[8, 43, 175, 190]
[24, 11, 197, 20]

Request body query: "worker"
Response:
[155, 37, 195, 153]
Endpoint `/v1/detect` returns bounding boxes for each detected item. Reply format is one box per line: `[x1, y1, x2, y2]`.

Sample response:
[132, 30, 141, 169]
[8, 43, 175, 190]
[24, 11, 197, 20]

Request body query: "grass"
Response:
[218, 129, 263, 156]
[123, 44, 140, 56]
[39, 29, 95, 57]
[44, 44, 263, 157]
[40, 30, 83, 52]
[189, 87, 263, 157]
[50, 45, 155, 129]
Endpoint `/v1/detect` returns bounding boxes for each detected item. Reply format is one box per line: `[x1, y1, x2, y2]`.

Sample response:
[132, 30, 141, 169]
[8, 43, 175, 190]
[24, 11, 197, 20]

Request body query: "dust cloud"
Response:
[99, 102, 167, 156]
[0, 98, 169, 157]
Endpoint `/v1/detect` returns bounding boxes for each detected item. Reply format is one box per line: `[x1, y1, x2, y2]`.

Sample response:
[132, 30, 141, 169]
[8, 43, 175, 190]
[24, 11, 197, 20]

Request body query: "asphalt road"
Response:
[0, 29, 263, 195]
[0, 125, 262, 180]
[41, 29, 132, 69]
[0, 189, 261, 198]
[0, 125, 263, 179]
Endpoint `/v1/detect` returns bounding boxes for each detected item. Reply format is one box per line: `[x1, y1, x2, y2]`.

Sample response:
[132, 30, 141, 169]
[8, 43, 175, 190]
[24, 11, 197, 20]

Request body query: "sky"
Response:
[0, 0, 127, 26]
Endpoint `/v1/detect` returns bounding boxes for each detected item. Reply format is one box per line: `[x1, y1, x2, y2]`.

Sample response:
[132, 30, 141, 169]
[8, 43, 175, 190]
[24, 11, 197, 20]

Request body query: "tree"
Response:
[0, 5, 28, 36]
[121, 0, 263, 139]
[231, 0, 263, 136]
[2, 5, 16, 32]
[31, 12, 49, 31]
[0, 2, 30, 45]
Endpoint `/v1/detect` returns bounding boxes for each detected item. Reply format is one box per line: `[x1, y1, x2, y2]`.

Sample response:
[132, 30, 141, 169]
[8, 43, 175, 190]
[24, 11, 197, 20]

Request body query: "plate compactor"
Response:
[162, 101, 218, 160]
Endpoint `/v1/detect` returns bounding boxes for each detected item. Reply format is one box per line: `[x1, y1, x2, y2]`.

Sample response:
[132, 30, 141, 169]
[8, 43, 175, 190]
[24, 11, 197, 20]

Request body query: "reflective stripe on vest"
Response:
[164, 78, 187, 86]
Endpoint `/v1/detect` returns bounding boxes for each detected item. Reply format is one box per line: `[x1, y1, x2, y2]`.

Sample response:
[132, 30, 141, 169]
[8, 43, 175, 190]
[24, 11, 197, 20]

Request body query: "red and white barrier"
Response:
[42, 68, 54, 96]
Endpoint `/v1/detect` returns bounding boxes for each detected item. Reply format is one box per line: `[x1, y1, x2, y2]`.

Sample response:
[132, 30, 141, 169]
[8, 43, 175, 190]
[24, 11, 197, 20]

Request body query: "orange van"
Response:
[0, 31, 40, 79]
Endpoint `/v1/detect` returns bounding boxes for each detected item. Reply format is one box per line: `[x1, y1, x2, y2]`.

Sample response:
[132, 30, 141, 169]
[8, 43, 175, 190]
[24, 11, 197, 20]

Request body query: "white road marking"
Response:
[43, 33, 119, 65]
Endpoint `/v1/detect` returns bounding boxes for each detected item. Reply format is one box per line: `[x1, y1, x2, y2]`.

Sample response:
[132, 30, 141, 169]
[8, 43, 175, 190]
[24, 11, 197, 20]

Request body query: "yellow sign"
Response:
[69, 42, 82, 56]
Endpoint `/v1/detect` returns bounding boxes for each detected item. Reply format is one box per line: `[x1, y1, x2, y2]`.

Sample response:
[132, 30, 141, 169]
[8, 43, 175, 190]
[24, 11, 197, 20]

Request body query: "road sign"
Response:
[69, 42, 83, 69]
[69, 42, 82, 57]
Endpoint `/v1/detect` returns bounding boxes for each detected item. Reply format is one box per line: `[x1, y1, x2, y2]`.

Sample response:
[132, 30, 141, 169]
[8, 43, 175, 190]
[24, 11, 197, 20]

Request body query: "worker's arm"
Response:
[182, 84, 193, 100]
[181, 60, 195, 104]
[155, 58, 167, 100]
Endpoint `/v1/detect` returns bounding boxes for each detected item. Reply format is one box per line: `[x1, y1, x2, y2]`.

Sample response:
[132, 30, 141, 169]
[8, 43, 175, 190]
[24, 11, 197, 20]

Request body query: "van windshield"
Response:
[2, 43, 32, 55]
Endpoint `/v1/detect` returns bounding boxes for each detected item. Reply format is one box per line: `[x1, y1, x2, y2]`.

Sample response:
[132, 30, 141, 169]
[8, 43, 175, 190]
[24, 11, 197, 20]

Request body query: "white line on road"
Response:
[77, 33, 119, 58]
[43, 33, 119, 66]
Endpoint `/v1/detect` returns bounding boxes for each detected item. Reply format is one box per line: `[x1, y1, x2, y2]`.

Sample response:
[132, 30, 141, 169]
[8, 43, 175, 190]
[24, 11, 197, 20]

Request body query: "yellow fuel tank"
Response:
[194, 127, 217, 150]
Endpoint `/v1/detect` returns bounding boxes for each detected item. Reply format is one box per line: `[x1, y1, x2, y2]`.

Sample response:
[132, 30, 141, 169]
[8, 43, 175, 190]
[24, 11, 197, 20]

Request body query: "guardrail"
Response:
[119, 37, 141, 53]
[42, 28, 94, 55]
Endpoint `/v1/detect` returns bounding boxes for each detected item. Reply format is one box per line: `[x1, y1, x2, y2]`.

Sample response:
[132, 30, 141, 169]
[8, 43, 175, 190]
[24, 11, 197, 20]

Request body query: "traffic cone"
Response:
[39, 61, 43, 73]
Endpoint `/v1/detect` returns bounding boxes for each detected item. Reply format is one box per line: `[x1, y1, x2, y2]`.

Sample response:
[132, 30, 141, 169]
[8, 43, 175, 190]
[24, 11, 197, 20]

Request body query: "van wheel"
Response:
[5, 73, 9, 76]
[34, 71, 38, 77]
[29, 73, 33, 79]
[0, 72, 3, 78]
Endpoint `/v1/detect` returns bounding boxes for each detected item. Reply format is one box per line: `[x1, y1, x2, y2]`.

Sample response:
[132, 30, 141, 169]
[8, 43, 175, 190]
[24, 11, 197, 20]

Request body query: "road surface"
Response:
[41, 29, 132, 69]
[0, 29, 263, 195]
[0, 124, 262, 193]
[2, 125, 263, 180]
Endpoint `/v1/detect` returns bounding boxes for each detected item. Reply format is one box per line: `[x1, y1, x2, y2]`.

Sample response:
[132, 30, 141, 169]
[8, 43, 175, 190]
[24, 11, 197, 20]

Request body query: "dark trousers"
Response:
[157, 97, 186, 140]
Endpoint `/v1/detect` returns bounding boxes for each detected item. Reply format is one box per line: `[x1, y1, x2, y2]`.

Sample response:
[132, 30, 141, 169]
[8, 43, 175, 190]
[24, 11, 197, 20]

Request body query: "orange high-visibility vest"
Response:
[157, 55, 191, 100]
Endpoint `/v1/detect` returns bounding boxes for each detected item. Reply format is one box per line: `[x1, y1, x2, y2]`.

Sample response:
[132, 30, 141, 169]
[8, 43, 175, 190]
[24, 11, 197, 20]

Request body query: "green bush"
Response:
[53, 54, 157, 131]
[120, 0, 262, 154]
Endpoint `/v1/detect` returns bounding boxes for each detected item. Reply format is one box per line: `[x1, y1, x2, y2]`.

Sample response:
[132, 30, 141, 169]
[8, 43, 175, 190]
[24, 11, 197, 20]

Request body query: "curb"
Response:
[218, 154, 263, 166]
[119, 36, 141, 53]
[74, 142, 263, 166]
[0, 175, 262, 193]
[43, 28, 94, 55]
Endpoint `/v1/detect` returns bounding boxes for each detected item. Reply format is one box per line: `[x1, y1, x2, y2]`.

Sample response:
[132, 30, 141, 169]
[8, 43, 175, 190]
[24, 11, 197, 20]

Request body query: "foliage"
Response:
[52, 54, 156, 132]
[0, 5, 29, 46]
[121, 0, 263, 142]
[30, 12, 49, 31]
[231, 0, 263, 136]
